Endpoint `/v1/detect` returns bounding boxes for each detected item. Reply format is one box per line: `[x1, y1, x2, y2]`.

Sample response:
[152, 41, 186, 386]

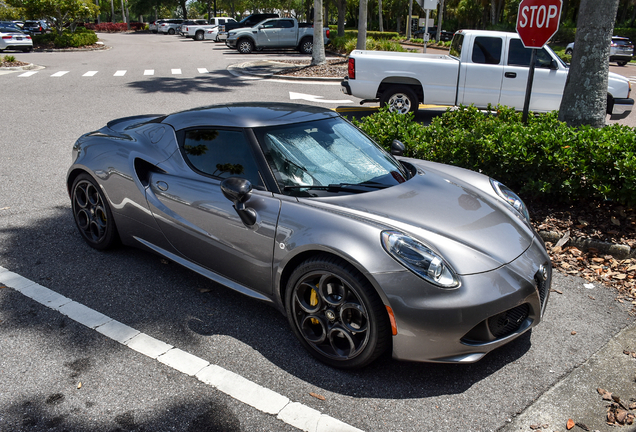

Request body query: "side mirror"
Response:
[391, 139, 406, 156]
[221, 177, 257, 226]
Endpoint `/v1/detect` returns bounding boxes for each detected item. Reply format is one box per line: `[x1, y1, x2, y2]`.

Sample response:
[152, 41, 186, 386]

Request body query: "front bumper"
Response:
[377, 236, 551, 363]
[226, 38, 237, 49]
[613, 97, 634, 116]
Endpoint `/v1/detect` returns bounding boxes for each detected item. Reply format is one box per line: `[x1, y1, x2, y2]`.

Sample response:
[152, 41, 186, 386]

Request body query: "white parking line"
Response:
[0, 266, 363, 432]
[51, 71, 69, 77]
[144, 69, 155, 75]
[83, 71, 98, 77]
[114, 70, 127, 76]
[197, 68, 209, 74]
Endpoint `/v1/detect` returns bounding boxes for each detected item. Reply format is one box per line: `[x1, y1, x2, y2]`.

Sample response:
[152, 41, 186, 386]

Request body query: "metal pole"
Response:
[522, 48, 537, 123]
[423, 8, 429, 53]
[436, 0, 444, 43]
[407, 0, 413, 40]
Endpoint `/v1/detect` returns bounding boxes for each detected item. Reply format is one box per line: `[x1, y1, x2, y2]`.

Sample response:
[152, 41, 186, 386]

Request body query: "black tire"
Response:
[617, 61, 628, 66]
[194, 31, 204, 41]
[71, 173, 119, 250]
[285, 254, 390, 369]
[298, 37, 313, 54]
[168, 28, 175, 35]
[565, 48, 573, 56]
[380, 85, 419, 114]
[607, 94, 615, 115]
[237, 38, 254, 54]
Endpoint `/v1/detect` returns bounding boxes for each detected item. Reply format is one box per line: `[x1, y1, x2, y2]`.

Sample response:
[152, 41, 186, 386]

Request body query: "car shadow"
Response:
[126, 73, 250, 94]
[0, 209, 533, 401]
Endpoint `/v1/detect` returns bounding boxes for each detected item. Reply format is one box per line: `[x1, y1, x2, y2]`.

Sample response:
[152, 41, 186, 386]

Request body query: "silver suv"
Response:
[565, 36, 633, 66]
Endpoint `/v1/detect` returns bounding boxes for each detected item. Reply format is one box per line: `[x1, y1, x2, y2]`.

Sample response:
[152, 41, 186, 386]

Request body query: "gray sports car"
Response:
[67, 103, 551, 369]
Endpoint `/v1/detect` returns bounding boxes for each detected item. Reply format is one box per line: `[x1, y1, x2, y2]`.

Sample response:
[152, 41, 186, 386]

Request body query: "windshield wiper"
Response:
[283, 182, 389, 193]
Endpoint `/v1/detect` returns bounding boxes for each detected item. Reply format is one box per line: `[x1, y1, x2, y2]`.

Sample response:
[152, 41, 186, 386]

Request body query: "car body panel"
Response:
[67, 103, 551, 365]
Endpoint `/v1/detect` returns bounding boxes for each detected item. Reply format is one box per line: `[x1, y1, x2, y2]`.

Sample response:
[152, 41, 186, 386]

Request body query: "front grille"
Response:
[487, 303, 530, 339]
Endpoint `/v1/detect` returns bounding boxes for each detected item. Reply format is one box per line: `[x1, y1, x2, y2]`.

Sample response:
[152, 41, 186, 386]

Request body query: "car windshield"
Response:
[255, 117, 408, 196]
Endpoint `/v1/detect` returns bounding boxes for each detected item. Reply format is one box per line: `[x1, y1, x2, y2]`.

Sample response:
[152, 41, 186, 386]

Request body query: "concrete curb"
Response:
[228, 60, 343, 81]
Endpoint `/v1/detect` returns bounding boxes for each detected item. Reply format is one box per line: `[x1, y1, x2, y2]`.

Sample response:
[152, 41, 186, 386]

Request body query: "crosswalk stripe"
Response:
[198, 68, 209, 74]
[144, 69, 154, 75]
[12, 69, 216, 78]
[83, 71, 98, 77]
[51, 71, 69, 77]
[18, 71, 38, 77]
[171, 69, 182, 74]
[114, 70, 127, 76]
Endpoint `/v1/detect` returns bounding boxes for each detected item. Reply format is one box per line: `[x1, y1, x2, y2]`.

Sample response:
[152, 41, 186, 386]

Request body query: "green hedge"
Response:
[33, 28, 98, 48]
[352, 106, 636, 205]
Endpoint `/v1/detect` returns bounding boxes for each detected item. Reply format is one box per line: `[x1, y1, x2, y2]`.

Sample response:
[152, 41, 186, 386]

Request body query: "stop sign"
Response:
[516, 0, 562, 48]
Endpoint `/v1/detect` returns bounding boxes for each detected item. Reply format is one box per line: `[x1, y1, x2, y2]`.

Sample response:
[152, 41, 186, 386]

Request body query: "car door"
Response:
[458, 35, 505, 107]
[145, 128, 281, 295]
[255, 19, 280, 47]
[499, 38, 568, 112]
[277, 19, 297, 47]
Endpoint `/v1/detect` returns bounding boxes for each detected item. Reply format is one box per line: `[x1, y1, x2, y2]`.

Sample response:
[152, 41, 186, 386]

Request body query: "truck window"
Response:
[472, 37, 502, 65]
[280, 20, 294, 28]
[450, 33, 464, 58]
[508, 39, 554, 68]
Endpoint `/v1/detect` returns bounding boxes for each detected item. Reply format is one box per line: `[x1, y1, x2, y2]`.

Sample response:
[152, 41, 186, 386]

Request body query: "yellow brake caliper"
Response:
[310, 286, 319, 325]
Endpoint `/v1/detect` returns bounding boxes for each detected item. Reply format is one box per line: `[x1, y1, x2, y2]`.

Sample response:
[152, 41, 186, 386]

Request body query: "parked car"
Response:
[0, 25, 33, 52]
[205, 26, 224, 42]
[342, 29, 634, 116]
[178, 19, 207, 36]
[182, 17, 236, 41]
[226, 17, 329, 54]
[414, 26, 454, 41]
[0, 21, 23, 32]
[22, 20, 50, 35]
[67, 102, 551, 369]
[218, 13, 278, 39]
[158, 19, 183, 35]
[149, 19, 167, 33]
[565, 36, 634, 66]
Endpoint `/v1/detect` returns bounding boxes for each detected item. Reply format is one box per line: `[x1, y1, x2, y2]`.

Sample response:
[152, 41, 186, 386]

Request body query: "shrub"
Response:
[53, 28, 98, 48]
[351, 106, 636, 205]
[3, 55, 16, 62]
[329, 33, 407, 53]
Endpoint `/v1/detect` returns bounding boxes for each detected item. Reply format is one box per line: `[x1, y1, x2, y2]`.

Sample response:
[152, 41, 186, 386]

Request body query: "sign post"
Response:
[516, 0, 562, 122]
[416, 0, 438, 53]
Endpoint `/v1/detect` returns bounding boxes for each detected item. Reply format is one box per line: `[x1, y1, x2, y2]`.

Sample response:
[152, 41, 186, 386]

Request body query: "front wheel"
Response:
[380, 85, 419, 114]
[168, 28, 175, 35]
[298, 37, 313, 54]
[71, 173, 119, 250]
[565, 48, 573, 56]
[285, 255, 390, 369]
[237, 39, 254, 54]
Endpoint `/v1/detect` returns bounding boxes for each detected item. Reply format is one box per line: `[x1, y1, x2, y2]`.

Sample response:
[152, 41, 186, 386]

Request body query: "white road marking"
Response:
[114, 70, 127, 76]
[171, 68, 182, 74]
[18, 71, 38, 77]
[289, 91, 353, 104]
[144, 69, 155, 75]
[51, 71, 69, 77]
[83, 71, 98, 77]
[197, 68, 209, 73]
[0, 266, 363, 432]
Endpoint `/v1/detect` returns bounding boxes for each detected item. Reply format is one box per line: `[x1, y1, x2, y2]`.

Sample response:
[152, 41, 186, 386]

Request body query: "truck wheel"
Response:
[194, 31, 204, 41]
[617, 61, 628, 66]
[238, 39, 254, 54]
[607, 94, 614, 115]
[380, 86, 419, 114]
[298, 37, 313, 54]
[565, 48, 573, 56]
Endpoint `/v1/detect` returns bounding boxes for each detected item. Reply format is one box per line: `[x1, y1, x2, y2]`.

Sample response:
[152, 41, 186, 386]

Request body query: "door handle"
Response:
[504, 72, 517, 78]
[155, 181, 169, 191]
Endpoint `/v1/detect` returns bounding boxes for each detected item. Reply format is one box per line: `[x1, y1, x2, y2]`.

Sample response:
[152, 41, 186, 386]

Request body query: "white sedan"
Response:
[204, 26, 225, 42]
[0, 26, 32, 52]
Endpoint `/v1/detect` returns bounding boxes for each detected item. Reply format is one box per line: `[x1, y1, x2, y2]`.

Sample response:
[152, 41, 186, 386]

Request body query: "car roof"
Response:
[160, 103, 340, 130]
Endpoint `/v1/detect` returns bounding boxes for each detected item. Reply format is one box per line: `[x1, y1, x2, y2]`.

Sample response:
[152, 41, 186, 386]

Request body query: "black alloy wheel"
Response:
[71, 173, 119, 250]
[285, 255, 390, 368]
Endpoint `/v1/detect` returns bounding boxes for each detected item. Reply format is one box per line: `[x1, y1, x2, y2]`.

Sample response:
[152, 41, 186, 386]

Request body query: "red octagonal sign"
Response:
[516, 0, 562, 48]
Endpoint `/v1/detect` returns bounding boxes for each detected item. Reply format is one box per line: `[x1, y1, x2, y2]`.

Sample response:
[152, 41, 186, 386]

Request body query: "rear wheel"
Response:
[565, 48, 573, 56]
[194, 31, 204, 41]
[298, 37, 313, 54]
[237, 38, 254, 54]
[168, 28, 175, 35]
[617, 61, 628, 66]
[285, 255, 390, 369]
[71, 173, 119, 250]
[380, 85, 419, 114]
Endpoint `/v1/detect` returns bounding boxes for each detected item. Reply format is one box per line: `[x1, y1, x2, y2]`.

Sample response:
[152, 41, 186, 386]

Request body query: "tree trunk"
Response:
[311, 0, 327, 65]
[378, 0, 383, 32]
[337, 0, 346, 36]
[558, 0, 620, 127]
[436, 0, 444, 42]
[356, 0, 367, 50]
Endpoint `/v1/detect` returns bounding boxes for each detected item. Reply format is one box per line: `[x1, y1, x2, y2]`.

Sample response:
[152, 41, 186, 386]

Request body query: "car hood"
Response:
[305, 161, 536, 275]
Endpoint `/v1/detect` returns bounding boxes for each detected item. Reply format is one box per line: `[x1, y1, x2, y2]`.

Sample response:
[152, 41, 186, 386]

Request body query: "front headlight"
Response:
[490, 179, 530, 224]
[381, 231, 459, 289]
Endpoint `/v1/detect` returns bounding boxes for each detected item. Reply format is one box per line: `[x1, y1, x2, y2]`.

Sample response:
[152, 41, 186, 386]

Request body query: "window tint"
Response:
[472, 37, 502, 64]
[508, 39, 554, 68]
[280, 20, 294, 28]
[182, 130, 262, 186]
[449, 33, 464, 58]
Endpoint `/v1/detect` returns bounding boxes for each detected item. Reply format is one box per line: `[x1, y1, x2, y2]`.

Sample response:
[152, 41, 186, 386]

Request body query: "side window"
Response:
[280, 20, 294, 28]
[472, 37, 502, 65]
[508, 39, 554, 68]
[261, 20, 276, 29]
[182, 129, 263, 187]
[449, 33, 464, 58]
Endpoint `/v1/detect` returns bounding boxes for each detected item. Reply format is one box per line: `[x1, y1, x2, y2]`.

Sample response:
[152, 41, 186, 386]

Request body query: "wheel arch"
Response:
[377, 78, 424, 102]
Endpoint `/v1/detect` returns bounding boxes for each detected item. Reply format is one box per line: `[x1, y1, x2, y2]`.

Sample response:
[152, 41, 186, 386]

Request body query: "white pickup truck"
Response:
[225, 17, 329, 54]
[182, 17, 236, 41]
[341, 29, 634, 116]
